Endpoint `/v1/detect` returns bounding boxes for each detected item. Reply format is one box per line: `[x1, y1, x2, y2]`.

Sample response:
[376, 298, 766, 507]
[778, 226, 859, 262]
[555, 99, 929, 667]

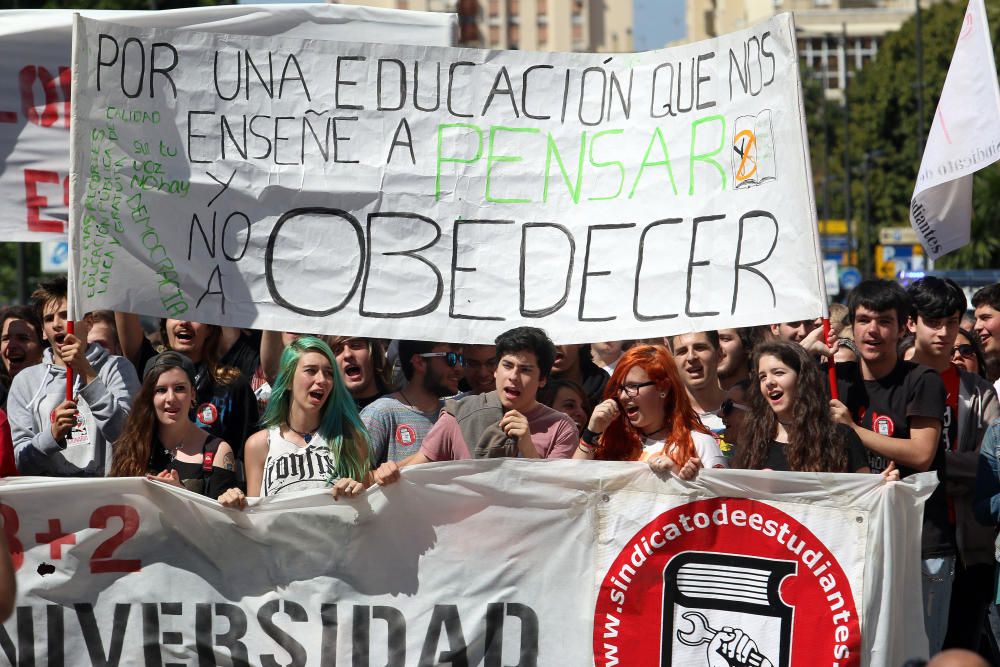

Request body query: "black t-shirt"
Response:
[355, 392, 385, 412]
[763, 424, 869, 472]
[193, 372, 258, 465]
[148, 435, 237, 500]
[136, 336, 159, 382]
[219, 333, 261, 382]
[580, 368, 609, 408]
[835, 360, 952, 556]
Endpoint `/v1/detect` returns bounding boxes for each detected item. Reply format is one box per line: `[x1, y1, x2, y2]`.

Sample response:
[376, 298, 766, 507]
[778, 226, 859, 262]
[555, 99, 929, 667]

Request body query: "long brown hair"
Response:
[734, 341, 849, 472]
[596, 345, 708, 464]
[110, 364, 194, 477]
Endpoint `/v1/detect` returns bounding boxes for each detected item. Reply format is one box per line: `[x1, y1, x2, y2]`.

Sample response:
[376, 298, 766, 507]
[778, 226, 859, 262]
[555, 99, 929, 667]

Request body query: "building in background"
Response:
[331, 0, 633, 52]
[684, 0, 944, 99]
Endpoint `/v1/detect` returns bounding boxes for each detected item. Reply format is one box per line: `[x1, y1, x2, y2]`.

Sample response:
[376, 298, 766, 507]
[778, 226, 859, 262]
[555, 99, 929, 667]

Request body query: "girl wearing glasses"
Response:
[220, 337, 398, 508]
[573, 345, 726, 477]
[734, 341, 871, 473]
[952, 328, 988, 378]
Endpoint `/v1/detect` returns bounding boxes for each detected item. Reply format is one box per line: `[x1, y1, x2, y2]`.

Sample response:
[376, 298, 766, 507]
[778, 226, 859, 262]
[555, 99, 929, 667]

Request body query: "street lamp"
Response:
[915, 0, 925, 157]
[841, 23, 853, 272]
[860, 149, 885, 279]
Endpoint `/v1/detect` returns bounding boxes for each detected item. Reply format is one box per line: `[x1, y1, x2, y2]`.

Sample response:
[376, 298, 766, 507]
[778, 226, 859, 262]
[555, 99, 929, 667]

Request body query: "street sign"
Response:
[879, 227, 919, 245]
[821, 235, 853, 252]
[823, 259, 840, 295]
[824, 250, 858, 265]
[876, 244, 924, 279]
[840, 267, 862, 291]
[40, 239, 68, 273]
[818, 219, 849, 235]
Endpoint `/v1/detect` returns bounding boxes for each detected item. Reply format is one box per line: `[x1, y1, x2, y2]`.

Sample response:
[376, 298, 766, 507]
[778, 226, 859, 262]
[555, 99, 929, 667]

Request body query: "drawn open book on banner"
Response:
[662, 552, 794, 666]
[732, 111, 777, 189]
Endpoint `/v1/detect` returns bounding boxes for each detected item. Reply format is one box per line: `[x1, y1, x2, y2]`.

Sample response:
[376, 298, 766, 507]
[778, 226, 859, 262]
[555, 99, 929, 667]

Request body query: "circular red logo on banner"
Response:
[593, 497, 860, 667]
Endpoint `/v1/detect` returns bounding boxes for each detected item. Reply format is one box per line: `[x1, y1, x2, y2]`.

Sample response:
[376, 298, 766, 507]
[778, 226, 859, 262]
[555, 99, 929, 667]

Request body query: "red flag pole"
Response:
[65, 321, 74, 401]
[823, 317, 838, 400]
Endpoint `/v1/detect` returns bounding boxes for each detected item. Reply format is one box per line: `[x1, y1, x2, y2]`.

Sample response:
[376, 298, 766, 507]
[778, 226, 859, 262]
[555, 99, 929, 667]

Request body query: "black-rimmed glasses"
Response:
[618, 381, 656, 397]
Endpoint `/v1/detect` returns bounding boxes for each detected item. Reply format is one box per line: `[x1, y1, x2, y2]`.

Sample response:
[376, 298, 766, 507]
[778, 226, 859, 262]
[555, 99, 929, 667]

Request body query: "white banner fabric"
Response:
[910, 0, 1000, 260]
[0, 5, 455, 243]
[68, 13, 827, 343]
[0, 462, 933, 666]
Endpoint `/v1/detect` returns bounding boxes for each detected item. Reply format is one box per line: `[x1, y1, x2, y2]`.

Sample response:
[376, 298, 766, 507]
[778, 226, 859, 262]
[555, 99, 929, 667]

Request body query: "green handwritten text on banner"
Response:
[69, 14, 825, 342]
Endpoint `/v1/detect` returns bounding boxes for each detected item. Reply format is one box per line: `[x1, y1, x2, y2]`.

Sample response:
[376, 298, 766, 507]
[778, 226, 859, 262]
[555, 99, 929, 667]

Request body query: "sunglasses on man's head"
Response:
[419, 352, 465, 367]
[718, 398, 750, 417]
[951, 344, 975, 359]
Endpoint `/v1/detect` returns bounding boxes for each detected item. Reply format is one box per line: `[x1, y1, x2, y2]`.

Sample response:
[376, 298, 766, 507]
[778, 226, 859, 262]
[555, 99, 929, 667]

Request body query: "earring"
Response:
[660, 392, 666, 398]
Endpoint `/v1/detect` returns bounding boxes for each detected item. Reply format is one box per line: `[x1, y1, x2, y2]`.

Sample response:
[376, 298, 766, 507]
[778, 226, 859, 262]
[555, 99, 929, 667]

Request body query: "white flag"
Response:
[910, 0, 1000, 259]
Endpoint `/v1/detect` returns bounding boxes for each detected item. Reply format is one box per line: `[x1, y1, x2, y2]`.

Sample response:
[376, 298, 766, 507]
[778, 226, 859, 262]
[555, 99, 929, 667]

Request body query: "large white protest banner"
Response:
[910, 0, 1000, 259]
[68, 14, 827, 344]
[0, 5, 455, 243]
[0, 462, 931, 666]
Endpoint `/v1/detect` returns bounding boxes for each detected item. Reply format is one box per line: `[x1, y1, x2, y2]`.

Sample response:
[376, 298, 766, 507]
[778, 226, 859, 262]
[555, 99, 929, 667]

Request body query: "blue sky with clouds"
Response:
[238, 0, 685, 49]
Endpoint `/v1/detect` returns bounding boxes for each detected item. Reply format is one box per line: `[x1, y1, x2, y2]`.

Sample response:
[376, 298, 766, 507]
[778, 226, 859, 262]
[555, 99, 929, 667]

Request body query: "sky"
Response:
[237, 0, 686, 50]
[634, 0, 685, 50]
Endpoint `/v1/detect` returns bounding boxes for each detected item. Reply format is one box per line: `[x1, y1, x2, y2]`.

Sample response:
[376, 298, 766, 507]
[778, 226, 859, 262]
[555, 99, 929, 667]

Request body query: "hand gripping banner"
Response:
[0, 461, 932, 666]
[0, 460, 935, 667]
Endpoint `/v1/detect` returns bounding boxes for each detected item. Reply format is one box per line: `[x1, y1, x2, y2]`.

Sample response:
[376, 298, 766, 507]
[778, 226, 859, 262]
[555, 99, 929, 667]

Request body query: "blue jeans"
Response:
[922, 555, 956, 657]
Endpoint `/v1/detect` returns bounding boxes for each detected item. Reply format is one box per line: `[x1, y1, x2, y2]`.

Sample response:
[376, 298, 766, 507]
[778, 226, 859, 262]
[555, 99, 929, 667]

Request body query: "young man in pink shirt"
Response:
[401, 327, 578, 464]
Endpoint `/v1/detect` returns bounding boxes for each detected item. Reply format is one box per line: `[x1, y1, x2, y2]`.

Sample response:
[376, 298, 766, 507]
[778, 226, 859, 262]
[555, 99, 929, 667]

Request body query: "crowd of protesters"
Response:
[4, 274, 1000, 661]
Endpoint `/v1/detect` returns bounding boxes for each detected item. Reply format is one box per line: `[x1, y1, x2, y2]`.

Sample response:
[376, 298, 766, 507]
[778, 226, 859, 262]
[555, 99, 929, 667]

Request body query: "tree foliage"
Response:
[804, 0, 1000, 270]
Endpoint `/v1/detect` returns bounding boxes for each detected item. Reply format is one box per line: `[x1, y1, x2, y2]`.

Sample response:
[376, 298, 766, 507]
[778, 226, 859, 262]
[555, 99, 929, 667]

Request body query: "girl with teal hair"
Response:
[220, 336, 399, 507]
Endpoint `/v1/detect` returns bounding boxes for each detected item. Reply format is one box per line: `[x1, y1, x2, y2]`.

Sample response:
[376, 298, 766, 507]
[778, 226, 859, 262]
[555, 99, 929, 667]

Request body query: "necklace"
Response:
[399, 388, 413, 407]
[641, 424, 669, 440]
[399, 388, 432, 412]
[162, 441, 182, 461]
[288, 423, 317, 444]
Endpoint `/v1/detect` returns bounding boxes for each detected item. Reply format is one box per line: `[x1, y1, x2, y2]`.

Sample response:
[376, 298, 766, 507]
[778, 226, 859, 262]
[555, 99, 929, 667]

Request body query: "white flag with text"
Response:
[910, 0, 1000, 259]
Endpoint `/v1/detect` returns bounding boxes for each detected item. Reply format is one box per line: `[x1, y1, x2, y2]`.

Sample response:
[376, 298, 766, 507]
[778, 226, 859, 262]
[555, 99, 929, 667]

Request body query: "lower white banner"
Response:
[0, 461, 934, 666]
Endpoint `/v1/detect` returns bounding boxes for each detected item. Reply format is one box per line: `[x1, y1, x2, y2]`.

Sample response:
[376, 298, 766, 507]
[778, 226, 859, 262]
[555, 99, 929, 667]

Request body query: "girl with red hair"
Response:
[573, 345, 726, 477]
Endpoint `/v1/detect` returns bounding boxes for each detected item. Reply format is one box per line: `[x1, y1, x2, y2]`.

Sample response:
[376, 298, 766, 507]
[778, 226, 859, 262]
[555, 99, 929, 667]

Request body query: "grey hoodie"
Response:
[8, 343, 140, 476]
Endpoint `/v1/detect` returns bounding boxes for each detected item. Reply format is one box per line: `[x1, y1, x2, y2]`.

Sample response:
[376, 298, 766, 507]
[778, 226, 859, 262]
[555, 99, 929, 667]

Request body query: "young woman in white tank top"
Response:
[218, 337, 400, 508]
